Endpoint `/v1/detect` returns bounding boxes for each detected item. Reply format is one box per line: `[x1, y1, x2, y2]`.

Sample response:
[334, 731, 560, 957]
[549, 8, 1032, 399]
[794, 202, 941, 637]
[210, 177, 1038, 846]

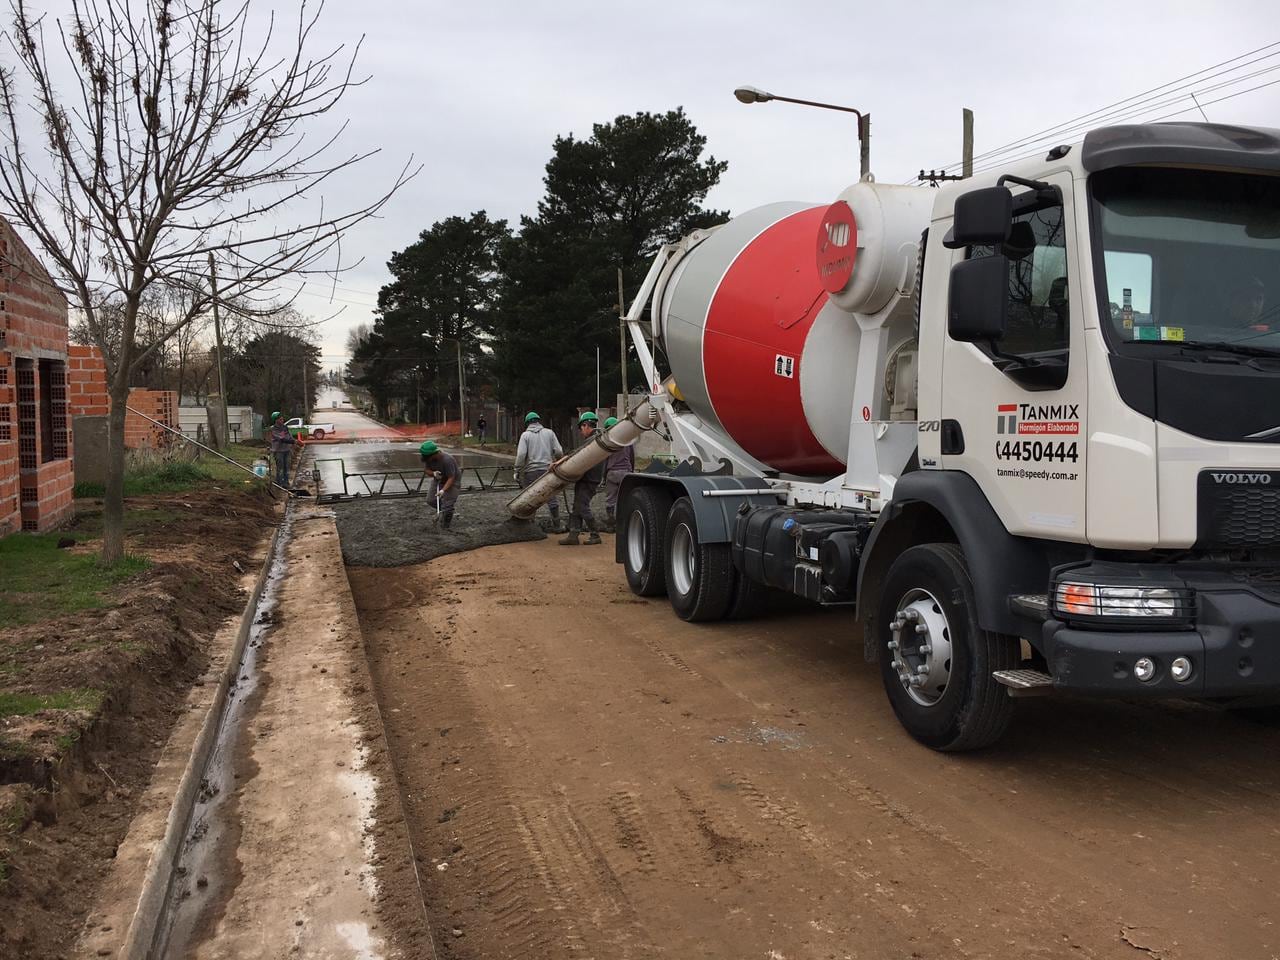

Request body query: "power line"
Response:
[963, 71, 1280, 178]
[964, 60, 1280, 175]
[916, 40, 1280, 183]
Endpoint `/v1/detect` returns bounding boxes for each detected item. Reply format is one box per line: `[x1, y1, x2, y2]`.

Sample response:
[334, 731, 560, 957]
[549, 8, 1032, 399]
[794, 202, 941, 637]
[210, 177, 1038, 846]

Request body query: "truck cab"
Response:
[906, 123, 1280, 704]
[580, 122, 1280, 750]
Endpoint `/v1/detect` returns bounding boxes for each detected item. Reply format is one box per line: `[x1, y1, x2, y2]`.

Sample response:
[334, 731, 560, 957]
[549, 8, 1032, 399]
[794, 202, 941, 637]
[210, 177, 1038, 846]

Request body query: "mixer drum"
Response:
[659, 202, 861, 476]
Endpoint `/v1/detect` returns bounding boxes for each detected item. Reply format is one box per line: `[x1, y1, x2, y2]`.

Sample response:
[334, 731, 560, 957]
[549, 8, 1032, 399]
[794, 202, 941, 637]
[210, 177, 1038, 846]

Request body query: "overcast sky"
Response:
[19, 1, 1280, 368]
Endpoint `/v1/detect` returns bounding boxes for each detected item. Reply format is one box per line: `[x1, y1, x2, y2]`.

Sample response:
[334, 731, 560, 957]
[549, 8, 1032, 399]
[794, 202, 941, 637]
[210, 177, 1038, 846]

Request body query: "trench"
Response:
[152, 509, 292, 958]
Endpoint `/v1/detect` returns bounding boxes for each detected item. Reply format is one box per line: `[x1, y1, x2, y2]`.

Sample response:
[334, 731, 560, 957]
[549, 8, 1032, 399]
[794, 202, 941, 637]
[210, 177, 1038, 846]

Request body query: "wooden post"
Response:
[208, 253, 229, 448]
[618, 267, 628, 414]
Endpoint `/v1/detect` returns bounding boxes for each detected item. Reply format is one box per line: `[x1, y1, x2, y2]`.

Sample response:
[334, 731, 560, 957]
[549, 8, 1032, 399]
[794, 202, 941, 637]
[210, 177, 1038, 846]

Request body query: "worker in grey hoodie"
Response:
[514, 411, 565, 532]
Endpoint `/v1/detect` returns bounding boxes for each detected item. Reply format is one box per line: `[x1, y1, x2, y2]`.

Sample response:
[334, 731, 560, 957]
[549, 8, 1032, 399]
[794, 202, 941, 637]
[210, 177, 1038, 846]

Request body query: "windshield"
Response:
[1091, 167, 1280, 352]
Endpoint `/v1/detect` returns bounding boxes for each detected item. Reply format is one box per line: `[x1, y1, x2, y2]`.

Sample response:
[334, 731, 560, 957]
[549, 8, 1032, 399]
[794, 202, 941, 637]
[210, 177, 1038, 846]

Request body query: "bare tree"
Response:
[0, 0, 415, 562]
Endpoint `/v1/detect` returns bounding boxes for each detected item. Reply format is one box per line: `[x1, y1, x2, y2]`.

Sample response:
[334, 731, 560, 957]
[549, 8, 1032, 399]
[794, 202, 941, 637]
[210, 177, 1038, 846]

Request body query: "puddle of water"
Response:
[313, 444, 512, 498]
[335, 920, 385, 960]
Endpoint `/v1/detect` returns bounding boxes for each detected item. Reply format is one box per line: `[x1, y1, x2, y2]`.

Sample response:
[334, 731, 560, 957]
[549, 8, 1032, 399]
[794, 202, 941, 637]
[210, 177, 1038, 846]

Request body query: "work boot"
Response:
[583, 531, 603, 545]
[549, 515, 566, 534]
[558, 530, 580, 545]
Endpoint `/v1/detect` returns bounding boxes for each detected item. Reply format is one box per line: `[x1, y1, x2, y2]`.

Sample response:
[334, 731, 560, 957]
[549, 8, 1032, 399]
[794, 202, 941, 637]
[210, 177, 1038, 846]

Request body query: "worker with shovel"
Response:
[420, 440, 461, 529]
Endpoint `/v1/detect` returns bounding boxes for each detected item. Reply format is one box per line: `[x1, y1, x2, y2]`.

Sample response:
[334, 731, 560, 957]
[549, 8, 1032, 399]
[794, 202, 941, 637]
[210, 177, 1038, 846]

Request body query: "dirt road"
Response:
[349, 541, 1280, 960]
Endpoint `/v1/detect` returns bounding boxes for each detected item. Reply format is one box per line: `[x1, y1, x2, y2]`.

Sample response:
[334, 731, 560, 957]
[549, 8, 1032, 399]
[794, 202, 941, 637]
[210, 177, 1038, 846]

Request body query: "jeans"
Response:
[273, 451, 290, 486]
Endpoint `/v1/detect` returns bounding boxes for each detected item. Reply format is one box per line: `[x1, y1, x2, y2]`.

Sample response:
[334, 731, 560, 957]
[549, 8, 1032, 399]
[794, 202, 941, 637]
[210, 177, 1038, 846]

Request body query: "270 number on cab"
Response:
[995, 440, 1079, 463]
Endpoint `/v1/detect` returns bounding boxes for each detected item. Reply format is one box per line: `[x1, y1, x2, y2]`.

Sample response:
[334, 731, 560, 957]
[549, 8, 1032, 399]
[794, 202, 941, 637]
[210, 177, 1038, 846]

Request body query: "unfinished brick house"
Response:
[0, 218, 74, 534]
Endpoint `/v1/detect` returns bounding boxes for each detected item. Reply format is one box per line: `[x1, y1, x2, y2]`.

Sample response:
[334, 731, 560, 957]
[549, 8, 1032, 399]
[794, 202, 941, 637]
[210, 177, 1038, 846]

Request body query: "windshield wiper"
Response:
[1130, 340, 1280, 359]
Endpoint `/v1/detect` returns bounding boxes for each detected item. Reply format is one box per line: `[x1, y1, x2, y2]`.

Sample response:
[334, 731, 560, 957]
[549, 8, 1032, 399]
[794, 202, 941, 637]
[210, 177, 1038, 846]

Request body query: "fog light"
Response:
[1171, 656, 1193, 683]
[1134, 657, 1157, 682]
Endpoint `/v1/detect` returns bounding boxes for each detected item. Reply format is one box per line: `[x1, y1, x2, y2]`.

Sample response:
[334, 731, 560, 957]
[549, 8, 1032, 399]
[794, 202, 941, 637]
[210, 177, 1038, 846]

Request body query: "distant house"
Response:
[0, 218, 74, 533]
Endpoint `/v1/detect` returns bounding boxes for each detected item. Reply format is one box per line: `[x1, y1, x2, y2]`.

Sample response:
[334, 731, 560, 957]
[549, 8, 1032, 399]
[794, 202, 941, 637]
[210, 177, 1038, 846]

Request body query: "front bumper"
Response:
[1041, 565, 1280, 698]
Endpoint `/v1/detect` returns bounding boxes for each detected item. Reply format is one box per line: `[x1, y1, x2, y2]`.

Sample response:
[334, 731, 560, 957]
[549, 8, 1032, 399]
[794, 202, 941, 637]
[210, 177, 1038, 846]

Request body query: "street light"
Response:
[733, 84, 872, 182]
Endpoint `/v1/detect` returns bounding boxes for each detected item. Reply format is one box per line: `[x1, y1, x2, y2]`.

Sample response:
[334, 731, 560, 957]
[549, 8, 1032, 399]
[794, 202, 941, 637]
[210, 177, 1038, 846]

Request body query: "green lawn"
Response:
[73, 443, 264, 497]
[0, 533, 149, 628]
[0, 689, 103, 718]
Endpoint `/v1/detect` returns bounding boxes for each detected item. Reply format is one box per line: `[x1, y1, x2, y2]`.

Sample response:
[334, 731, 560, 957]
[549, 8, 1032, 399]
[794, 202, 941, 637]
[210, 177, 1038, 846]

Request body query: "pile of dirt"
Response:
[0, 485, 278, 959]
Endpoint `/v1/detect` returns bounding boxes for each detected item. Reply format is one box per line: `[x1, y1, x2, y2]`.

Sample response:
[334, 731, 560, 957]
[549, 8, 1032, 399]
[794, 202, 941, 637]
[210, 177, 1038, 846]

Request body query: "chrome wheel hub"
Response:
[670, 522, 695, 597]
[626, 511, 647, 573]
[889, 588, 953, 707]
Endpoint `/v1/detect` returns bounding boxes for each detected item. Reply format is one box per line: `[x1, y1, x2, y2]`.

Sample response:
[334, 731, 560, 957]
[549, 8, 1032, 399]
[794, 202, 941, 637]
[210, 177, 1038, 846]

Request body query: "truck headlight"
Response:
[1053, 581, 1194, 623]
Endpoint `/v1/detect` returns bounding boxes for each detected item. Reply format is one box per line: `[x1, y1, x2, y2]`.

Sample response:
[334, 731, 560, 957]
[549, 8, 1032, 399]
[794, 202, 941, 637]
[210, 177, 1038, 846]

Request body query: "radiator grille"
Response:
[1197, 471, 1280, 549]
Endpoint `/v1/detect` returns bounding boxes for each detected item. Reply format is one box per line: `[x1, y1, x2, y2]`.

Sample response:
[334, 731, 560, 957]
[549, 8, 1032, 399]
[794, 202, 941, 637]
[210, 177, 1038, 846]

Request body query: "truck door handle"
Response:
[941, 419, 965, 455]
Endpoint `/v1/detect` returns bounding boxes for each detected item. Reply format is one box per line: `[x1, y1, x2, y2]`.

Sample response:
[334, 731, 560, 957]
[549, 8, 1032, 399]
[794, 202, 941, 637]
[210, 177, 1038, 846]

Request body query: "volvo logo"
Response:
[1210, 472, 1273, 484]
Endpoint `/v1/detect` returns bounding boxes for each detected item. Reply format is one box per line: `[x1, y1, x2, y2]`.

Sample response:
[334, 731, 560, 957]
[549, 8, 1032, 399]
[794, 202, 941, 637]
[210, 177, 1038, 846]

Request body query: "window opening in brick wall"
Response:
[38, 358, 68, 461]
[16, 357, 35, 469]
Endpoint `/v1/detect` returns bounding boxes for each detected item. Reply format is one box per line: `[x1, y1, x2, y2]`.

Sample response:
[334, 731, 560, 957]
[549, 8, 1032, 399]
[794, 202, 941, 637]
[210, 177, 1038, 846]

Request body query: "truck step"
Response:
[1008, 593, 1050, 621]
[992, 669, 1055, 697]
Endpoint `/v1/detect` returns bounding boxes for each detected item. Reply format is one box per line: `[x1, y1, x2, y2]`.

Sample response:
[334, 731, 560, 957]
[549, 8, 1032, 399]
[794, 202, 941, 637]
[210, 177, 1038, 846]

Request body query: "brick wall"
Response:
[68, 344, 178, 448]
[124, 388, 177, 448]
[67, 344, 109, 417]
[0, 347, 16, 535]
[0, 218, 73, 533]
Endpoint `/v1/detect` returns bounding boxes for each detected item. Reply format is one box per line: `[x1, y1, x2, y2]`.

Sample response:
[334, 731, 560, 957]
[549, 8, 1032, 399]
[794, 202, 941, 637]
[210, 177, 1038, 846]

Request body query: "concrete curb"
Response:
[78, 514, 287, 960]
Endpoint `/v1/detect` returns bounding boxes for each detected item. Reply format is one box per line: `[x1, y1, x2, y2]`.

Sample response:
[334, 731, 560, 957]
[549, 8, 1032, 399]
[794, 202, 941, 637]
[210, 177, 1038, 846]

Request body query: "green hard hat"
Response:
[578, 411, 599, 425]
[524, 411, 541, 423]
[419, 440, 439, 457]
[604, 416, 618, 429]
[270, 410, 281, 421]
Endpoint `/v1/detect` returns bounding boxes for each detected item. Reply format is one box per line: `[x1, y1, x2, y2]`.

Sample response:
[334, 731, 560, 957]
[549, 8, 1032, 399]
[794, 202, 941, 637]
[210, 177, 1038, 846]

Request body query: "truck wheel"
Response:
[622, 487, 669, 597]
[876, 543, 1018, 751]
[311, 428, 326, 439]
[665, 497, 733, 622]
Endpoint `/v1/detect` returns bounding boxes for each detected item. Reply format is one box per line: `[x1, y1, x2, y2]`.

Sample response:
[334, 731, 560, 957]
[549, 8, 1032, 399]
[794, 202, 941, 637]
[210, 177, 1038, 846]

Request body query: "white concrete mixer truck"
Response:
[513, 122, 1280, 750]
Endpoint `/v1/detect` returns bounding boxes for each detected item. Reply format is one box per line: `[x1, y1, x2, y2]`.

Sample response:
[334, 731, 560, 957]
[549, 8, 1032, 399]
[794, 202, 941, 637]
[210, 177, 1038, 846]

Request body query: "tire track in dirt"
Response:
[352, 543, 1280, 960]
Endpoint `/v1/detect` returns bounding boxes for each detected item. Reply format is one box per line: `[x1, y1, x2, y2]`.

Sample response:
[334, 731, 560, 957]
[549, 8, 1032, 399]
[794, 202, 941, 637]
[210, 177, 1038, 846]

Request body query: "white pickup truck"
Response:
[285, 417, 335, 440]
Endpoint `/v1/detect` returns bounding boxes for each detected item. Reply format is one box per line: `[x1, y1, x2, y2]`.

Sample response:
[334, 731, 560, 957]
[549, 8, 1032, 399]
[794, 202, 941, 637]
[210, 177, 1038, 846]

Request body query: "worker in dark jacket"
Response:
[266, 411, 296, 487]
[601, 416, 635, 533]
[558, 411, 603, 545]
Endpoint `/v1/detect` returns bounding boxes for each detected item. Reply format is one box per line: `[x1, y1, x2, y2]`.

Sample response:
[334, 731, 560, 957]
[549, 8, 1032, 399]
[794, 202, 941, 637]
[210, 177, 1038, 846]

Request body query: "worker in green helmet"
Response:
[265, 411, 296, 487]
[600, 415, 634, 533]
[514, 410, 565, 532]
[558, 410, 604, 545]
[419, 440, 461, 528]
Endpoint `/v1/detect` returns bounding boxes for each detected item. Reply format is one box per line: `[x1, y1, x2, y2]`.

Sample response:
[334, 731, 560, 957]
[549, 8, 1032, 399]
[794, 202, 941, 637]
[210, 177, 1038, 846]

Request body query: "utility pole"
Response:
[962, 108, 974, 178]
[617, 268, 628, 415]
[596, 346, 601, 413]
[207, 253, 229, 448]
[302, 361, 308, 421]
[859, 114, 871, 182]
[456, 339, 465, 436]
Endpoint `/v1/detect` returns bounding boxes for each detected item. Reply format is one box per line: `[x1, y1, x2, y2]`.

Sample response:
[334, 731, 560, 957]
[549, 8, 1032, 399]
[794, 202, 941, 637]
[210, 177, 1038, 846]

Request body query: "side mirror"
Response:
[948, 255, 1008, 342]
[947, 186, 1013, 247]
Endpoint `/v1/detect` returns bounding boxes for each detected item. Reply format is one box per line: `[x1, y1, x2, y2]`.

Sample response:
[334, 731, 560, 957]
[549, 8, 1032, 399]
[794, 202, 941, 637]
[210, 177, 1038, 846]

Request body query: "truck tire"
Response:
[726, 569, 770, 621]
[665, 497, 734, 622]
[876, 543, 1018, 751]
[311, 428, 326, 439]
[622, 487, 669, 597]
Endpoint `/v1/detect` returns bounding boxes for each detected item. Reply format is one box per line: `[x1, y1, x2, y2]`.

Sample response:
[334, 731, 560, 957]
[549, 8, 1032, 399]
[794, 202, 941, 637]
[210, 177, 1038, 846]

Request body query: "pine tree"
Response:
[495, 109, 727, 427]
